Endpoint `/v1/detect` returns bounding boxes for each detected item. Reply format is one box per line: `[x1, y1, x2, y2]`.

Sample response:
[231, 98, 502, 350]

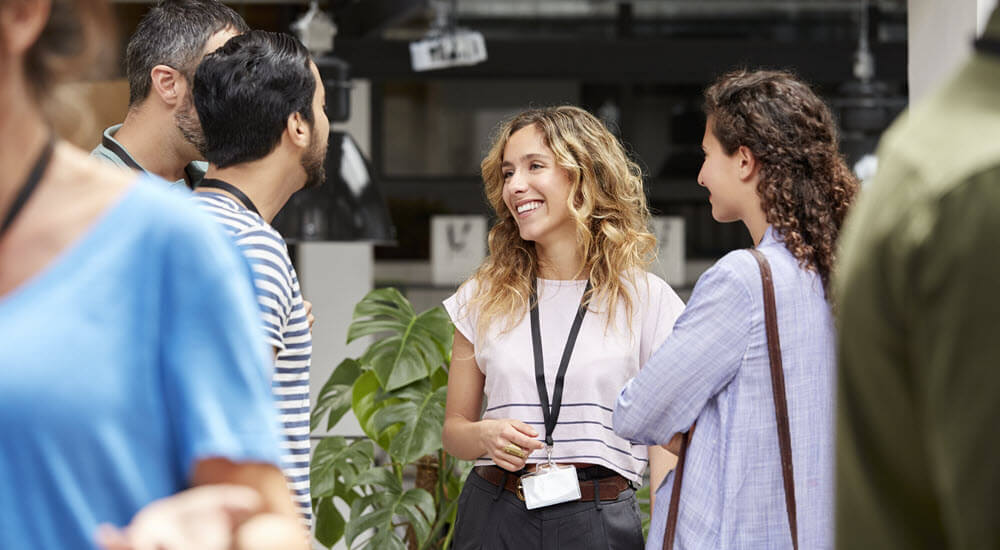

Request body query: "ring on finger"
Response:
[502, 443, 527, 459]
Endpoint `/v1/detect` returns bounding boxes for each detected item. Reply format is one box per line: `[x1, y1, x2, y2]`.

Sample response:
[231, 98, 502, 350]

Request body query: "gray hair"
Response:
[125, 0, 249, 106]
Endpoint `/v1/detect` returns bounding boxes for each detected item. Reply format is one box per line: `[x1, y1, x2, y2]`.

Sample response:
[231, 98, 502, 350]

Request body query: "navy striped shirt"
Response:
[194, 192, 312, 525]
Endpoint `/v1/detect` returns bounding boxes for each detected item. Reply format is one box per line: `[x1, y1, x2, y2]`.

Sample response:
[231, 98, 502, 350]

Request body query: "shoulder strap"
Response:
[662, 427, 691, 550]
[749, 248, 799, 549]
[663, 248, 798, 550]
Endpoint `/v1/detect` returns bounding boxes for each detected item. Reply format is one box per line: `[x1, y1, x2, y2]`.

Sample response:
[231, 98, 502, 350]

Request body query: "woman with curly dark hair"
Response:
[614, 69, 857, 549]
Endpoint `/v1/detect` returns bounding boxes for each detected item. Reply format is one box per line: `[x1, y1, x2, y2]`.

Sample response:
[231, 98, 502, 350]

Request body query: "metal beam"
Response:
[323, 38, 907, 84]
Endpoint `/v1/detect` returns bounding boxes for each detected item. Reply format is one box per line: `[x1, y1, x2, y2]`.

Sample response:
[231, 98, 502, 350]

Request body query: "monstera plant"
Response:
[310, 288, 470, 550]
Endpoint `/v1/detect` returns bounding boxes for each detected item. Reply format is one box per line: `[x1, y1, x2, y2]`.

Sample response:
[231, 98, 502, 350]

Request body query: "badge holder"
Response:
[517, 446, 581, 510]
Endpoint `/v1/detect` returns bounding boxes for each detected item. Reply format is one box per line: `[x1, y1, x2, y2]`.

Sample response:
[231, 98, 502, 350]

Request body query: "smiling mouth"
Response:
[516, 201, 543, 215]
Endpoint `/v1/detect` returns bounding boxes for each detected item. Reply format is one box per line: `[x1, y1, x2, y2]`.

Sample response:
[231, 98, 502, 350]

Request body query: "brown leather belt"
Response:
[474, 465, 631, 502]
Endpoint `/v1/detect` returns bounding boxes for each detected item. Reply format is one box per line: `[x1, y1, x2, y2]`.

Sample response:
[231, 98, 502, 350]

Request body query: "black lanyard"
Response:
[1, 136, 55, 239]
[530, 278, 592, 448]
[198, 178, 261, 217]
[102, 134, 198, 189]
[101, 133, 143, 171]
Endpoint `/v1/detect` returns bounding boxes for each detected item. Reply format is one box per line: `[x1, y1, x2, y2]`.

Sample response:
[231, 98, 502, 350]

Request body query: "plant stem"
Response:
[419, 498, 458, 550]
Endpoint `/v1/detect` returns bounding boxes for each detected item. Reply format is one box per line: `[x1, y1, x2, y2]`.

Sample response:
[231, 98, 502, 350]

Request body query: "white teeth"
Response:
[517, 201, 542, 214]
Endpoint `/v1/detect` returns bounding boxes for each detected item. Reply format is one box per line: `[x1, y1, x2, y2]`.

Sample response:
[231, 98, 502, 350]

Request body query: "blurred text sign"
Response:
[410, 30, 487, 72]
[431, 216, 487, 286]
[651, 216, 685, 287]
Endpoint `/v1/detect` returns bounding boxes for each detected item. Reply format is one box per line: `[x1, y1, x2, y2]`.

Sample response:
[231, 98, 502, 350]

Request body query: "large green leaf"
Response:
[353, 467, 403, 493]
[429, 365, 449, 391]
[345, 486, 435, 550]
[354, 529, 407, 550]
[311, 437, 375, 499]
[351, 370, 395, 449]
[442, 457, 474, 503]
[350, 288, 416, 327]
[347, 289, 454, 391]
[312, 359, 363, 432]
[314, 497, 345, 548]
[311, 289, 462, 550]
[371, 385, 447, 464]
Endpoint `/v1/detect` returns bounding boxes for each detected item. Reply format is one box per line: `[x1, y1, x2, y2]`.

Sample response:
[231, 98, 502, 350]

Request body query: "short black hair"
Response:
[193, 30, 317, 168]
[125, 0, 248, 106]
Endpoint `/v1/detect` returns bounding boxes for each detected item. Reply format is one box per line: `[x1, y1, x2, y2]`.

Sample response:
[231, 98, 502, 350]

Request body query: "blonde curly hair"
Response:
[464, 106, 657, 339]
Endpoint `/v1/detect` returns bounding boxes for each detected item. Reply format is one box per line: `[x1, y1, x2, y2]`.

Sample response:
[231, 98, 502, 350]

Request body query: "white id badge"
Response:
[518, 464, 581, 510]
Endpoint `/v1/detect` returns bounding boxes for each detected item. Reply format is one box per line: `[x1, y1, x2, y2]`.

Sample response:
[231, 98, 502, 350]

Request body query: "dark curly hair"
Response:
[704, 69, 858, 294]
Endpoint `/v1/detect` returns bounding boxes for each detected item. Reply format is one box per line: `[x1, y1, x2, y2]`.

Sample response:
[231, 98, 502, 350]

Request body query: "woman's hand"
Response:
[480, 419, 545, 472]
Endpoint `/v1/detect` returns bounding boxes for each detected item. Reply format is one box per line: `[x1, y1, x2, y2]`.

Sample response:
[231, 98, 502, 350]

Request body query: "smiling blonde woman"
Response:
[441, 106, 685, 550]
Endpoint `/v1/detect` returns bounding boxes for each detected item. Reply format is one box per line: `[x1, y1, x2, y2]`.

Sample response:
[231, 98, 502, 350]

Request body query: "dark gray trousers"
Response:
[451, 467, 644, 550]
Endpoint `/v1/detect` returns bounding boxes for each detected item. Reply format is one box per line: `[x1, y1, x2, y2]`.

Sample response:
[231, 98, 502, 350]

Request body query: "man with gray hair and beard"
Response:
[92, 0, 247, 188]
[191, 29, 330, 526]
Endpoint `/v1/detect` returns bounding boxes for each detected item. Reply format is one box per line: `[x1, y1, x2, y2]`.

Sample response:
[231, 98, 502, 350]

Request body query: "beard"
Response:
[174, 93, 207, 157]
[301, 129, 327, 189]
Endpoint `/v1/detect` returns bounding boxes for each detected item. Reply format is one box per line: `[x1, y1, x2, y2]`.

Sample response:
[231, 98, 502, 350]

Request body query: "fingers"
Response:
[507, 421, 545, 451]
[234, 513, 309, 550]
[95, 525, 132, 550]
[486, 419, 546, 471]
[502, 442, 528, 459]
[490, 441, 528, 471]
[491, 453, 525, 472]
[303, 300, 315, 331]
[103, 485, 264, 550]
[203, 485, 263, 523]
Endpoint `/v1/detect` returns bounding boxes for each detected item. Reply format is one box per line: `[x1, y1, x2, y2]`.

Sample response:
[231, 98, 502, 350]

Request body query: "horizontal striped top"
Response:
[193, 192, 312, 525]
[444, 272, 685, 483]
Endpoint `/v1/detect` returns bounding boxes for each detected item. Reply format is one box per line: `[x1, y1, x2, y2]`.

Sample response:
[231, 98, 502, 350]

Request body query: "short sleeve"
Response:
[233, 227, 295, 351]
[158, 209, 282, 480]
[443, 279, 480, 346]
[638, 274, 687, 368]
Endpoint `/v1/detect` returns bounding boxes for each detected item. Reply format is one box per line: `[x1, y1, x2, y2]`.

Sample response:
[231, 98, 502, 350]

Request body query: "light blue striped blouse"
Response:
[614, 227, 835, 549]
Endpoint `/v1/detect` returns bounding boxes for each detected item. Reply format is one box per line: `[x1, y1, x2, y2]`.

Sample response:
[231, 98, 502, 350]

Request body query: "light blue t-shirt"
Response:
[91, 124, 207, 190]
[0, 178, 282, 549]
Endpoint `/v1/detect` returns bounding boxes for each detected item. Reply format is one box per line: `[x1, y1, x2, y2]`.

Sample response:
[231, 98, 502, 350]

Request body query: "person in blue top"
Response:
[0, 0, 307, 548]
[613, 70, 858, 549]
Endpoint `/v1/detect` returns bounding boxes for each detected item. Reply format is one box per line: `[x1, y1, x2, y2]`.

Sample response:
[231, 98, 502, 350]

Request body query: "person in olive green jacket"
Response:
[835, 7, 1000, 549]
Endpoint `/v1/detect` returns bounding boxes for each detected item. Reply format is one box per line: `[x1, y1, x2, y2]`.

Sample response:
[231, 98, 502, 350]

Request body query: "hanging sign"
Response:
[410, 30, 488, 72]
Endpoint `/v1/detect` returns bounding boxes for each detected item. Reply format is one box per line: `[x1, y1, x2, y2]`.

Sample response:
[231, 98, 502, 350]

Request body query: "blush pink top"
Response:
[444, 272, 685, 483]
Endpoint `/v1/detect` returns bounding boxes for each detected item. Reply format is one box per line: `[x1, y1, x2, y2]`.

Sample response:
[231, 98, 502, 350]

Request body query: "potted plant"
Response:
[310, 288, 469, 550]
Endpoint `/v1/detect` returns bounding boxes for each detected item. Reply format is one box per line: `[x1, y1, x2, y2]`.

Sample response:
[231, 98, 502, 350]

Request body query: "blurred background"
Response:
[56, 1, 995, 547]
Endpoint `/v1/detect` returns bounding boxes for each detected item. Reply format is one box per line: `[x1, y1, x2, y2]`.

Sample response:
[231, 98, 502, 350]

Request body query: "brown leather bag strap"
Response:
[750, 248, 799, 550]
[661, 249, 798, 550]
[662, 425, 693, 550]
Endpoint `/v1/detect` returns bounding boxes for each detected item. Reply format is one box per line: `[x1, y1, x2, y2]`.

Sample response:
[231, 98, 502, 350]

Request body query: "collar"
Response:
[102, 124, 144, 171]
[759, 225, 779, 247]
[102, 124, 203, 190]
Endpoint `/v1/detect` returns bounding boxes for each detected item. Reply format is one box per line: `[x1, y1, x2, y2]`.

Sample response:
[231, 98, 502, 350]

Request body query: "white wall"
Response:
[909, 0, 998, 103]
[303, 77, 376, 550]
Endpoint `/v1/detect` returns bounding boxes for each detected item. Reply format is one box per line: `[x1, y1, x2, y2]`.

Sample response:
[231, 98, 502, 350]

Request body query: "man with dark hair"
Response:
[192, 30, 328, 526]
[91, 0, 248, 188]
